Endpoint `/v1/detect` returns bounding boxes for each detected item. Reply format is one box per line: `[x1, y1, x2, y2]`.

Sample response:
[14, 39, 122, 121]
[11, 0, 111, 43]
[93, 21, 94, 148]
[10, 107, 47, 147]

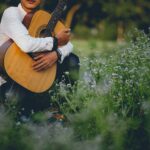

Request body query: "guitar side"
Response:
[4, 10, 65, 93]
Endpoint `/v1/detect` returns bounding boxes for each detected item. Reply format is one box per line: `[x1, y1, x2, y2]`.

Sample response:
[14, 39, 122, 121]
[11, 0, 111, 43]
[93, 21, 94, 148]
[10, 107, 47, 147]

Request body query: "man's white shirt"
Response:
[0, 3, 73, 85]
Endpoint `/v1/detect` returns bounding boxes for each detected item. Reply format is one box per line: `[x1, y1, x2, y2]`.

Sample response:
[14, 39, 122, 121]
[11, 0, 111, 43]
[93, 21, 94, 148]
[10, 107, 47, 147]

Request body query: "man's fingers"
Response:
[65, 31, 71, 35]
[33, 61, 45, 69]
[33, 62, 48, 71]
[33, 54, 45, 60]
[34, 65, 47, 72]
[33, 58, 47, 68]
[32, 58, 44, 67]
[64, 28, 71, 33]
[34, 62, 54, 72]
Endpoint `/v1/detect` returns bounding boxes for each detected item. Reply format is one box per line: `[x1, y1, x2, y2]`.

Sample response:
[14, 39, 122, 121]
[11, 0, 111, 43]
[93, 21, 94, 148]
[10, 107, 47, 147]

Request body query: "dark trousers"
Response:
[0, 53, 80, 116]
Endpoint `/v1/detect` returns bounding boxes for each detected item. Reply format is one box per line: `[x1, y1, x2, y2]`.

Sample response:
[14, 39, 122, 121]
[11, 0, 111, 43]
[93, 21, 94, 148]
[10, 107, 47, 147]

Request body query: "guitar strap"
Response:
[22, 12, 34, 29]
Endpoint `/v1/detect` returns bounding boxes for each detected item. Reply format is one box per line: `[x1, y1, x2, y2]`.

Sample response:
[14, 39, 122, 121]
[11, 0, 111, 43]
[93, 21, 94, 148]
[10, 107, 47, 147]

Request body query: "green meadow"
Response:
[0, 30, 150, 150]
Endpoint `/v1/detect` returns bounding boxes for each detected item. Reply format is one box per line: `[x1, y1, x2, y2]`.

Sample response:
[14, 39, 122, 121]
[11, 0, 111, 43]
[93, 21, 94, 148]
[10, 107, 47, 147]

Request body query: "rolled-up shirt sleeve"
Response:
[59, 42, 73, 63]
[1, 7, 54, 53]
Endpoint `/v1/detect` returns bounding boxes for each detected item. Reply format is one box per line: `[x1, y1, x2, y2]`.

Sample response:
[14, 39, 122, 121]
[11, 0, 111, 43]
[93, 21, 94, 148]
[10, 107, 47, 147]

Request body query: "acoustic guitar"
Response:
[0, 0, 67, 93]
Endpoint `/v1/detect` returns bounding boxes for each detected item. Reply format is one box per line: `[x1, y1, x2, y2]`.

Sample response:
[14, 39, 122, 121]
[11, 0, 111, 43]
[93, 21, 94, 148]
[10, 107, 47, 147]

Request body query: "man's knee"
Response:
[56, 53, 80, 85]
[66, 53, 80, 69]
[66, 53, 80, 84]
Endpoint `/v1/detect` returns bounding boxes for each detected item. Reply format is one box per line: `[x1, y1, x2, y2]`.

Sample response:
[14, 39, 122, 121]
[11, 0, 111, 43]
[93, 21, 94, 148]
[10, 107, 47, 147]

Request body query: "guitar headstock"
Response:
[55, 0, 68, 13]
[57, 0, 68, 7]
[58, 0, 67, 4]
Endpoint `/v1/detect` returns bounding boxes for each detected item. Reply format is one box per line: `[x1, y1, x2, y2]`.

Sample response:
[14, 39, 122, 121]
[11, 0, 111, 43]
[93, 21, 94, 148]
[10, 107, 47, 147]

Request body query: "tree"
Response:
[102, 0, 150, 41]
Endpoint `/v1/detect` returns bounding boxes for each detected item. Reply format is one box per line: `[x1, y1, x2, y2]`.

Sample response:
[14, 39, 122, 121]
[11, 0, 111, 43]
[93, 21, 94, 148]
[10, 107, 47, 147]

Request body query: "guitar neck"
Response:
[45, 0, 67, 36]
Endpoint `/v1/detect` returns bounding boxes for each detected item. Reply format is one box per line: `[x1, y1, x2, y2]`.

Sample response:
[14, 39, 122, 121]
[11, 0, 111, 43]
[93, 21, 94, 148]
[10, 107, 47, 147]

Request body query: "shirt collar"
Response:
[18, 3, 27, 16]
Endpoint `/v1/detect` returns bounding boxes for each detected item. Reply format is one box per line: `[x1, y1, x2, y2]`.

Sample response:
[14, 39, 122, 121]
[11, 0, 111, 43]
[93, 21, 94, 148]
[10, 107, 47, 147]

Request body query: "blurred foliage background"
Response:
[0, 0, 149, 41]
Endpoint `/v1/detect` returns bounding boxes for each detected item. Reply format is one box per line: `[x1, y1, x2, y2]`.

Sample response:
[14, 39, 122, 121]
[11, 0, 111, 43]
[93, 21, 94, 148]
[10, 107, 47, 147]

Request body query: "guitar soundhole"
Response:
[40, 29, 47, 37]
[36, 25, 47, 37]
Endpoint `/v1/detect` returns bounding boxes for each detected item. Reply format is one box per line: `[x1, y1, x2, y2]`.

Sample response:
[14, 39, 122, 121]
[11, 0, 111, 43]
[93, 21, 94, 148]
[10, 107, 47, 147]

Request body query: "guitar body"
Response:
[4, 10, 65, 93]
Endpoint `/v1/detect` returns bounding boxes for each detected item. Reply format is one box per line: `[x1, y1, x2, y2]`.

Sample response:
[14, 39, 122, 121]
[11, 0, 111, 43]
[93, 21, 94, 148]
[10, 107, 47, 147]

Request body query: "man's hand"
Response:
[56, 28, 71, 46]
[32, 52, 58, 72]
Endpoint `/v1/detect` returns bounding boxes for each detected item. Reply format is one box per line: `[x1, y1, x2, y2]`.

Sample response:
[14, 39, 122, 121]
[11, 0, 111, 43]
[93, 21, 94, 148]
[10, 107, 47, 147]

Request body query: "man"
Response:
[0, 0, 79, 119]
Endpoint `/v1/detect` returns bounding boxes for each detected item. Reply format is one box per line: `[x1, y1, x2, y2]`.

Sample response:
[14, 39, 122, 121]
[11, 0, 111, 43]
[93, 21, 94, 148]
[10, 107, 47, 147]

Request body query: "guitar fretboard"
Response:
[45, 0, 67, 36]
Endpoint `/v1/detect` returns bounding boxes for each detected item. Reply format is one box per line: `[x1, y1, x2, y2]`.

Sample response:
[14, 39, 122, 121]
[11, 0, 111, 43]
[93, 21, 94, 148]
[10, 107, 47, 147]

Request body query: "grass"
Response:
[72, 39, 122, 57]
[0, 30, 150, 150]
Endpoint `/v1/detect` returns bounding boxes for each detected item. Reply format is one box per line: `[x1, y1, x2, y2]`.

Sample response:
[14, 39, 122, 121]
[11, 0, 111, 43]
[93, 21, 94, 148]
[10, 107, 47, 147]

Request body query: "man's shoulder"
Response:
[3, 6, 19, 16]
